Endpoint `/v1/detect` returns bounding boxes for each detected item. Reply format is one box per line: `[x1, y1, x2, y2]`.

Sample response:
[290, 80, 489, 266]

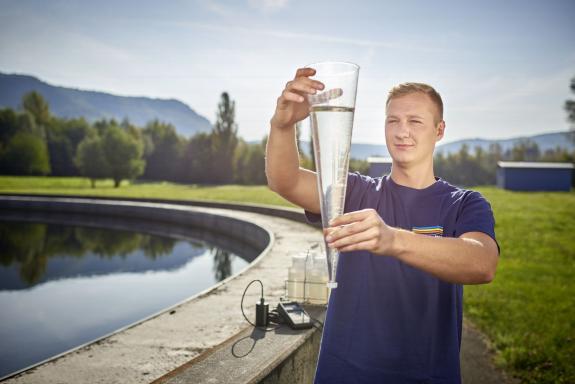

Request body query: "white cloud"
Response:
[196, 0, 236, 17]
[196, 0, 289, 17]
[248, 0, 289, 12]
[166, 20, 454, 55]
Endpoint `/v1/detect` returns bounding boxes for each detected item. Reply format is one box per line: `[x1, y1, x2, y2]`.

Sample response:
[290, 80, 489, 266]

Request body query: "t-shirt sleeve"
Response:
[304, 171, 364, 224]
[454, 191, 498, 250]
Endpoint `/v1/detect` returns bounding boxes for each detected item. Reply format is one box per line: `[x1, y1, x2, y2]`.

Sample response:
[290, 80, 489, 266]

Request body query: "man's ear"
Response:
[436, 120, 446, 142]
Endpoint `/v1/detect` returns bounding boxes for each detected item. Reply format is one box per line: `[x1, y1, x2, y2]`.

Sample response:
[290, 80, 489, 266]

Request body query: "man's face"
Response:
[385, 92, 445, 167]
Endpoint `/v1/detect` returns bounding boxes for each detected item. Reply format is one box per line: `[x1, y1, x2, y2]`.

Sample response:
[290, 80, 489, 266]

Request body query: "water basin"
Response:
[0, 210, 258, 379]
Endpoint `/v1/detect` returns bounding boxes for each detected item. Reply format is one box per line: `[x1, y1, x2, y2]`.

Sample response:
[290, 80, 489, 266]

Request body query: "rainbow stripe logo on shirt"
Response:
[412, 226, 444, 237]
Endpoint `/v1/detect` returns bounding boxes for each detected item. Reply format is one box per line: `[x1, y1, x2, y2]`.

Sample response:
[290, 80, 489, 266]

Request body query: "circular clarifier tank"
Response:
[0, 210, 260, 379]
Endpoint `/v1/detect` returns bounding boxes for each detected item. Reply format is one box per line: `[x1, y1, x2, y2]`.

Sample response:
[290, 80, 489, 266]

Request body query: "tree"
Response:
[471, 146, 493, 185]
[455, 144, 477, 186]
[47, 134, 74, 176]
[22, 91, 51, 128]
[508, 140, 540, 161]
[100, 121, 145, 187]
[75, 136, 109, 188]
[181, 132, 213, 183]
[47, 117, 93, 176]
[233, 140, 249, 184]
[540, 146, 574, 162]
[295, 121, 305, 159]
[434, 145, 488, 187]
[0, 108, 20, 146]
[349, 158, 369, 174]
[0, 106, 51, 176]
[565, 76, 575, 129]
[142, 120, 183, 181]
[0, 132, 51, 175]
[294, 120, 314, 170]
[211, 92, 238, 183]
[0, 109, 38, 146]
[233, 137, 267, 184]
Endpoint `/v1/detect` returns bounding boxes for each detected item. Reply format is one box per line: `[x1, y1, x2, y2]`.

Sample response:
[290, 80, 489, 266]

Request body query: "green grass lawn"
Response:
[470, 186, 574, 383]
[0, 176, 295, 207]
[1, 177, 573, 383]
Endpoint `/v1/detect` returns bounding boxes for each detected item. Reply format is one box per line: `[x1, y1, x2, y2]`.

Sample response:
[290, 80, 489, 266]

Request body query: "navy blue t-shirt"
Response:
[307, 173, 497, 384]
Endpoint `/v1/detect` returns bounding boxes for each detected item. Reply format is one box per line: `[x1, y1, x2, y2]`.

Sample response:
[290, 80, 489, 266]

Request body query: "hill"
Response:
[0, 73, 211, 137]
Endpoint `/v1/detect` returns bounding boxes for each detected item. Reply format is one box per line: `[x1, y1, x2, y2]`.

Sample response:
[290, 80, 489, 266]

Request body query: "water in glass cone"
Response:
[310, 105, 354, 289]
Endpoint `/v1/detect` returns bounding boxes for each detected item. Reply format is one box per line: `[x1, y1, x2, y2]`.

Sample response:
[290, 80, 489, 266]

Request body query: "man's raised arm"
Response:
[265, 67, 324, 214]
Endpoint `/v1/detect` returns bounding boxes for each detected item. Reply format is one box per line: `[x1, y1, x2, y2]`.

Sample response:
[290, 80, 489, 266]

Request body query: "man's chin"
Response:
[389, 153, 415, 166]
[392, 160, 411, 170]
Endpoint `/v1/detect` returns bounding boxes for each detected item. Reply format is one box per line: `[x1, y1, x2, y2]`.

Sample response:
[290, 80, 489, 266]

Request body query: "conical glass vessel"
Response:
[307, 62, 359, 289]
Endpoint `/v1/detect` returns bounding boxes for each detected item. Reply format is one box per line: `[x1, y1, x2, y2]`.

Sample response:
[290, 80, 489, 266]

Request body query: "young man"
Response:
[265, 67, 499, 383]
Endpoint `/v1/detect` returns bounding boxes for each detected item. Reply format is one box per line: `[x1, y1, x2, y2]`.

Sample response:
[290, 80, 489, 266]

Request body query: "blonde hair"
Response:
[386, 83, 443, 122]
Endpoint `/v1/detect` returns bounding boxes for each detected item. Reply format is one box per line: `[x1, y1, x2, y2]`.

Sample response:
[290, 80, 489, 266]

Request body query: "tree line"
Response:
[0, 91, 267, 187]
[1, 86, 573, 187]
[434, 140, 573, 186]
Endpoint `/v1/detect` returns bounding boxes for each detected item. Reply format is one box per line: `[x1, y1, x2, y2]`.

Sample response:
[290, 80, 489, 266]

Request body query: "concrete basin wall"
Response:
[0, 196, 325, 384]
[0, 196, 272, 252]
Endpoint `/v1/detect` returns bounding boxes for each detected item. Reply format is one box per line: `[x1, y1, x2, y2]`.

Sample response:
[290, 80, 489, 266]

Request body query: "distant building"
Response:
[367, 157, 393, 178]
[496, 161, 574, 191]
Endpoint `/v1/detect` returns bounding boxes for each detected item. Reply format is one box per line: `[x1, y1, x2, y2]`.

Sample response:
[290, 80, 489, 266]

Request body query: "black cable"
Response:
[240, 279, 325, 332]
[240, 279, 282, 332]
[310, 316, 324, 330]
[267, 308, 286, 325]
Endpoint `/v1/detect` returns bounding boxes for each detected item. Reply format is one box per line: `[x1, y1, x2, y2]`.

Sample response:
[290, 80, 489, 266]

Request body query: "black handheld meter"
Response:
[277, 301, 313, 330]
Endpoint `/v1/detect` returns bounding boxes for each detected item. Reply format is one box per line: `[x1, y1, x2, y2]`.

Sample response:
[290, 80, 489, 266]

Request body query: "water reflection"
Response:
[0, 217, 253, 379]
[0, 222, 242, 289]
[213, 248, 232, 282]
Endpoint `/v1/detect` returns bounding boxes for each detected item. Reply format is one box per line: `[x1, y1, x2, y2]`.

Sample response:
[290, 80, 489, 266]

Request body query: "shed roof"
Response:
[367, 156, 393, 164]
[497, 161, 574, 169]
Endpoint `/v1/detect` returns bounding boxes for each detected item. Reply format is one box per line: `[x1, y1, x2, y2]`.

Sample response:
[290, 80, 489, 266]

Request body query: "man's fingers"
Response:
[338, 239, 379, 253]
[325, 219, 372, 242]
[293, 69, 324, 90]
[328, 228, 379, 250]
[279, 90, 305, 104]
[277, 78, 324, 109]
[295, 67, 316, 78]
[286, 80, 320, 95]
[292, 67, 337, 106]
[330, 209, 375, 227]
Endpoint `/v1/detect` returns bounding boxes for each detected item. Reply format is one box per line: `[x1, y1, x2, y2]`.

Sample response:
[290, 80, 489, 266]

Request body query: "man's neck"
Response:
[390, 161, 436, 189]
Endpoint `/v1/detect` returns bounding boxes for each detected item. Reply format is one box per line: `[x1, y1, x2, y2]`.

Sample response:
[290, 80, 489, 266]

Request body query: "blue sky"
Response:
[1, 0, 574, 144]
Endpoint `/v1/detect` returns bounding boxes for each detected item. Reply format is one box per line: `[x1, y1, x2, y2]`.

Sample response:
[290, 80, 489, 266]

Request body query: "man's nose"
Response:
[395, 121, 410, 139]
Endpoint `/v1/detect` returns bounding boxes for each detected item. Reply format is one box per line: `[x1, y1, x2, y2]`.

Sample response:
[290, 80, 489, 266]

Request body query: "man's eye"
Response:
[410, 120, 423, 124]
[387, 120, 398, 124]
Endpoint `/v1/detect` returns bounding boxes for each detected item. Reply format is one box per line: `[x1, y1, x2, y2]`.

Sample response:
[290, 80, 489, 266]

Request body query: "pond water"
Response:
[0, 214, 254, 379]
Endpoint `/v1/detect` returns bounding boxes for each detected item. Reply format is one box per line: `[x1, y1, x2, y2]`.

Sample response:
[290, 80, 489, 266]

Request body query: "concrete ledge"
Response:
[0, 195, 326, 384]
[154, 306, 326, 384]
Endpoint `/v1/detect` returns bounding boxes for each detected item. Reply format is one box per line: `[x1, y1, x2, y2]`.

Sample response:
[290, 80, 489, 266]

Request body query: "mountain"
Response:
[0, 73, 212, 137]
[434, 131, 575, 155]
[298, 141, 389, 159]
[294, 130, 573, 160]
